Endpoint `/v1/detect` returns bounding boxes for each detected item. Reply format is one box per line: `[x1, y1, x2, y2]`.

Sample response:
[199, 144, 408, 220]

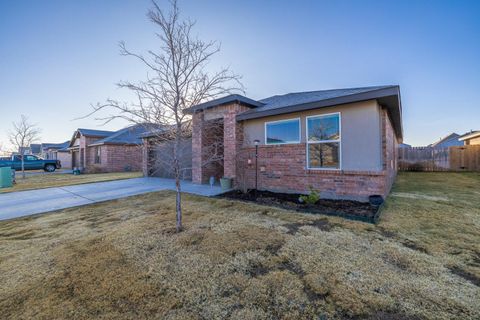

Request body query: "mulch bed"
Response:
[219, 190, 382, 223]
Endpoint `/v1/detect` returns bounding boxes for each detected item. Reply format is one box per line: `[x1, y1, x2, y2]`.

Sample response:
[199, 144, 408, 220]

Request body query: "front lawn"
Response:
[0, 171, 142, 193]
[0, 172, 478, 319]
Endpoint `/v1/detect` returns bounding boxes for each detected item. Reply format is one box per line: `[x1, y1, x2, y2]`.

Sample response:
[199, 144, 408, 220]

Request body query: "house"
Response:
[429, 133, 463, 148]
[40, 141, 70, 159]
[399, 143, 411, 148]
[40, 141, 71, 168]
[145, 85, 403, 201]
[16, 144, 42, 156]
[458, 130, 480, 145]
[67, 124, 154, 173]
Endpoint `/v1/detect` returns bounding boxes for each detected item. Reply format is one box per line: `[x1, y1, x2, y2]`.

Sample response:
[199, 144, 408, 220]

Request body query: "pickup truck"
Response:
[0, 155, 61, 172]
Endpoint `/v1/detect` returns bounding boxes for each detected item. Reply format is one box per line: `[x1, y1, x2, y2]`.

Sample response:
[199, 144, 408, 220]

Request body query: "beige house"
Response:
[459, 131, 480, 145]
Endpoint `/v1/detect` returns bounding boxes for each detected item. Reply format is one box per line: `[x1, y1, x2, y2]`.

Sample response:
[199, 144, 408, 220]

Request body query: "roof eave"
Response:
[236, 86, 403, 140]
[184, 94, 265, 114]
[88, 142, 141, 147]
[459, 132, 480, 141]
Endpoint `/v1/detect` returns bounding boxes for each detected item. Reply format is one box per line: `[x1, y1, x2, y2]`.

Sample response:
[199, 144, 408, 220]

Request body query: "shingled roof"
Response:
[41, 141, 70, 150]
[77, 129, 115, 137]
[186, 85, 403, 139]
[88, 124, 160, 146]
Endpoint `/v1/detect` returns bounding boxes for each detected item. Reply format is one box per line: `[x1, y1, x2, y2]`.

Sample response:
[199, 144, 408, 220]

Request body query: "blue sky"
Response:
[1, 0, 479, 147]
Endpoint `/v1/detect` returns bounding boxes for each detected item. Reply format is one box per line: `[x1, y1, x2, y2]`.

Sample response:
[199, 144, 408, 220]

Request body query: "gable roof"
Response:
[459, 130, 480, 141]
[184, 94, 265, 114]
[431, 133, 461, 147]
[88, 124, 160, 146]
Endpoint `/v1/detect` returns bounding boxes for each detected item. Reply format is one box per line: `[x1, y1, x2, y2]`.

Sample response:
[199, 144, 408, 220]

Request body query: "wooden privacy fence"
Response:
[450, 145, 480, 171]
[398, 145, 480, 172]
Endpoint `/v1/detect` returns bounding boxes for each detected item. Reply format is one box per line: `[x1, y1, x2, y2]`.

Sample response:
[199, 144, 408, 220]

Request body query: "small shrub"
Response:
[299, 187, 320, 205]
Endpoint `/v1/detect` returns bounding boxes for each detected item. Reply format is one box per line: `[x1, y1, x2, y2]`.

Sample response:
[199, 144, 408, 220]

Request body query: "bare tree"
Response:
[84, 0, 242, 232]
[8, 115, 41, 179]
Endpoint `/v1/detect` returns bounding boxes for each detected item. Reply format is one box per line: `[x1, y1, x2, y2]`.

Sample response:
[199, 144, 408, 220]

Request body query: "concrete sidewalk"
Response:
[0, 177, 225, 221]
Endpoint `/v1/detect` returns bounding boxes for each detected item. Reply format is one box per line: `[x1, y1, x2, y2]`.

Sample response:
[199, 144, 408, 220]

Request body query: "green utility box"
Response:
[0, 167, 13, 188]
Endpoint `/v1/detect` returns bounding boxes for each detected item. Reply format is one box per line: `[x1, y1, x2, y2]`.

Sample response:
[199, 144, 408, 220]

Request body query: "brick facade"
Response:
[237, 144, 388, 201]
[382, 108, 398, 195]
[84, 145, 143, 173]
[71, 134, 143, 173]
[192, 103, 249, 184]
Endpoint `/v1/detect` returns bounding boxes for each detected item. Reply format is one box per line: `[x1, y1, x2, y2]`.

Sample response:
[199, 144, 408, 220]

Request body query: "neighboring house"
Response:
[144, 85, 403, 201]
[429, 133, 463, 148]
[40, 141, 70, 159]
[16, 144, 41, 156]
[67, 124, 154, 173]
[399, 143, 411, 148]
[40, 141, 71, 168]
[458, 130, 480, 145]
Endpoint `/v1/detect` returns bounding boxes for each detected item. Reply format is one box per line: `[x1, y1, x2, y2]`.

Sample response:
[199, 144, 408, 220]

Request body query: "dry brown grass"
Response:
[0, 171, 142, 193]
[0, 172, 479, 319]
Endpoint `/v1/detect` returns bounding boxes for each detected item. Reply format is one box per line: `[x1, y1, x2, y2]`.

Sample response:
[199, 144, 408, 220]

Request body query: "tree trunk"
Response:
[173, 133, 182, 232]
[175, 170, 182, 232]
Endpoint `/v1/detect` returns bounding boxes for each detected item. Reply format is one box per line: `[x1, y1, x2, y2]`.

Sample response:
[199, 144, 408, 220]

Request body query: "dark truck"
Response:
[0, 155, 61, 172]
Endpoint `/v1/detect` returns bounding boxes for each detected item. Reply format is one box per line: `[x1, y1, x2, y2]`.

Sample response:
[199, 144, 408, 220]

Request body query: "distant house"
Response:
[459, 130, 480, 146]
[40, 141, 69, 159]
[429, 133, 463, 148]
[16, 144, 42, 156]
[67, 124, 155, 173]
[40, 141, 71, 168]
[399, 143, 411, 148]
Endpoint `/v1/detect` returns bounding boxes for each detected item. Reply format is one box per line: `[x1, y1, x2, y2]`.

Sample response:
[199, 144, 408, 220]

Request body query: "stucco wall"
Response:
[242, 100, 383, 171]
[465, 136, 480, 145]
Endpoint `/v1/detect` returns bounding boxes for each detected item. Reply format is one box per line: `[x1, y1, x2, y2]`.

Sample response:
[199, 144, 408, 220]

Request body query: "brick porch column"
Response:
[142, 138, 149, 177]
[192, 111, 204, 184]
[223, 104, 247, 181]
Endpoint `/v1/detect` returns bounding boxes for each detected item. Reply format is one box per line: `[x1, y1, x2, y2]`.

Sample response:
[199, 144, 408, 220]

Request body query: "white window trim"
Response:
[306, 112, 342, 170]
[264, 117, 301, 145]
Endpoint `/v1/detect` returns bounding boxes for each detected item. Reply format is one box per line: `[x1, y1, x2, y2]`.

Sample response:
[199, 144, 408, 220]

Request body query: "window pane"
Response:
[307, 114, 340, 141]
[266, 119, 300, 144]
[308, 143, 340, 168]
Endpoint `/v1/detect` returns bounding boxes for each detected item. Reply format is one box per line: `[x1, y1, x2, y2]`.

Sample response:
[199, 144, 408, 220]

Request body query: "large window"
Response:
[265, 118, 300, 144]
[306, 113, 341, 169]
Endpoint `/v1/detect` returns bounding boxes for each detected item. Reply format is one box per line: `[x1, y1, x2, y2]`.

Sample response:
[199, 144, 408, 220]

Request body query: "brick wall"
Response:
[192, 102, 250, 184]
[84, 144, 143, 173]
[382, 108, 398, 195]
[192, 112, 204, 183]
[237, 144, 388, 201]
[142, 139, 149, 176]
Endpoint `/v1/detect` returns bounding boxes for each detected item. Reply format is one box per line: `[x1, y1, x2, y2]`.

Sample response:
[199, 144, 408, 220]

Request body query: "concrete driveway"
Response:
[0, 177, 225, 221]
